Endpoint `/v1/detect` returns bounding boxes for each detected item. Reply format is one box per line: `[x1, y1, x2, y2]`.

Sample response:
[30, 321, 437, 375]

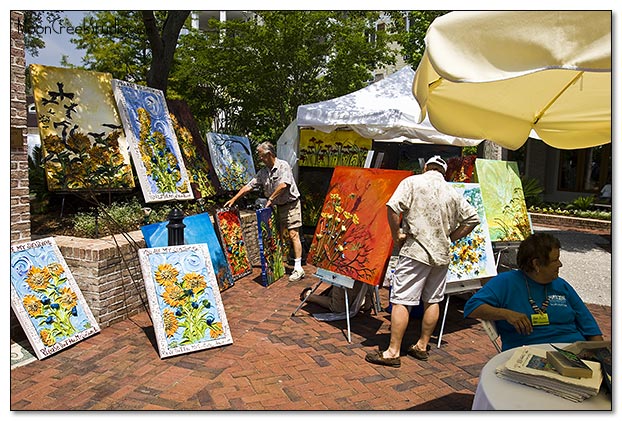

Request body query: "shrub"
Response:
[566, 196, 596, 211]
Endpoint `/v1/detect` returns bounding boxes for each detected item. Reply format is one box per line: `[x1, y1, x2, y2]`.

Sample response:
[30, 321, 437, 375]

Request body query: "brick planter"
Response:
[11, 211, 262, 339]
[529, 212, 611, 234]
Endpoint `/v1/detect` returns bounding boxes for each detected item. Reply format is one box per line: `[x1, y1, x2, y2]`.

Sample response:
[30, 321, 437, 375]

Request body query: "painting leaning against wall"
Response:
[10, 237, 101, 360]
[215, 207, 253, 281]
[112, 79, 194, 203]
[30, 65, 135, 191]
[256, 207, 286, 287]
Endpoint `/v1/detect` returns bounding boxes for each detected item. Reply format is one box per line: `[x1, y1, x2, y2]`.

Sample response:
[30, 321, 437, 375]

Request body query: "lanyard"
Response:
[523, 272, 549, 314]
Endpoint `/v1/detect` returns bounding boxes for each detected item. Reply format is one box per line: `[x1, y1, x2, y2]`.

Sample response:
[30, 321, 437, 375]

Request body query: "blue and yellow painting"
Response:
[10, 237, 100, 360]
[141, 213, 235, 292]
[112, 79, 193, 203]
[206, 132, 256, 191]
[138, 244, 233, 358]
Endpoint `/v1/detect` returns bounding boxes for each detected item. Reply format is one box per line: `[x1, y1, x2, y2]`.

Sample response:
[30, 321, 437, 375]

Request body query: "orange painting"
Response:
[307, 167, 412, 286]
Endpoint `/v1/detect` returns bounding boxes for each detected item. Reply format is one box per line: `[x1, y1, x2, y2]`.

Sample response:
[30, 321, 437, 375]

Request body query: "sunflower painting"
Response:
[138, 244, 233, 358]
[307, 167, 412, 286]
[214, 208, 253, 281]
[166, 99, 220, 198]
[474, 159, 532, 242]
[206, 132, 256, 191]
[140, 213, 235, 292]
[112, 79, 194, 203]
[30, 65, 134, 191]
[256, 207, 286, 286]
[10, 237, 101, 360]
[298, 129, 372, 168]
[447, 183, 497, 282]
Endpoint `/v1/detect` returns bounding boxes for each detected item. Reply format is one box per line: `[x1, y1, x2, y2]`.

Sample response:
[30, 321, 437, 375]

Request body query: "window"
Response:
[558, 145, 611, 193]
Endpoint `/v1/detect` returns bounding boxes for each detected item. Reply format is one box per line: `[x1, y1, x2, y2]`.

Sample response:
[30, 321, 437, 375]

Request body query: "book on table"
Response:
[495, 345, 603, 402]
[563, 341, 612, 394]
[546, 344, 593, 379]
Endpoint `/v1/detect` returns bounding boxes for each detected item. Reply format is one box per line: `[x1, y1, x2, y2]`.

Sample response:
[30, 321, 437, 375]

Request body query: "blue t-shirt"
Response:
[463, 270, 602, 351]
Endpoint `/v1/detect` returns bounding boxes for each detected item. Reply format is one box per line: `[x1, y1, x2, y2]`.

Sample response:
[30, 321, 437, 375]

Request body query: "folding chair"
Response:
[479, 319, 501, 353]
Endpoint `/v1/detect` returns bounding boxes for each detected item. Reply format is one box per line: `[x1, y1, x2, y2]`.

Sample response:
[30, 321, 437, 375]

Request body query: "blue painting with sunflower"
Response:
[138, 244, 233, 358]
[10, 237, 100, 360]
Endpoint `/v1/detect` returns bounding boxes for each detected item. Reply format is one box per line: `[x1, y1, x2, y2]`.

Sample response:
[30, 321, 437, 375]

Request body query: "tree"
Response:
[387, 11, 449, 68]
[170, 11, 397, 145]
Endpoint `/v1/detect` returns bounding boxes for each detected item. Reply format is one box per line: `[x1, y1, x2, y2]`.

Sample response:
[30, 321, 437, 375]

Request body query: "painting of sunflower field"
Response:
[167, 99, 220, 198]
[446, 183, 497, 282]
[10, 237, 101, 360]
[140, 213, 235, 292]
[298, 129, 372, 168]
[112, 79, 193, 203]
[256, 207, 286, 286]
[206, 132, 256, 191]
[474, 159, 533, 242]
[30, 65, 134, 191]
[307, 167, 412, 286]
[138, 244, 233, 358]
[215, 208, 253, 281]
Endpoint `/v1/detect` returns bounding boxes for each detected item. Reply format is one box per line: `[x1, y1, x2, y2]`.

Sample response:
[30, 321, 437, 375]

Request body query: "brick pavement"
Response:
[10, 264, 612, 411]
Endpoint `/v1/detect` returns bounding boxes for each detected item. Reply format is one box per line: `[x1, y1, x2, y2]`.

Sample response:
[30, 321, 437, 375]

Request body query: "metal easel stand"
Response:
[436, 241, 521, 348]
[291, 268, 355, 343]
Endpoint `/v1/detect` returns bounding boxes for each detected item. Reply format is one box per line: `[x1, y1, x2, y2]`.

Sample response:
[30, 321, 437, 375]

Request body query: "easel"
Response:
[435, 240, 520, 348]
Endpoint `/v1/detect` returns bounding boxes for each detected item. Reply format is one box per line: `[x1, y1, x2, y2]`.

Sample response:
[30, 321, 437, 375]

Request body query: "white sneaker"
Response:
[289, 268, 305, 282]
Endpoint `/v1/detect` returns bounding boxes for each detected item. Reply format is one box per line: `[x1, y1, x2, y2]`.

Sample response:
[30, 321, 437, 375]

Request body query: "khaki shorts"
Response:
[390, 255, 448, 306]
[276, 198, 302, 230]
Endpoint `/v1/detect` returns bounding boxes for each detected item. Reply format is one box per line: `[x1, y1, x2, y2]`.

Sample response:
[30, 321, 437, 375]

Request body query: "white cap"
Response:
[425, 155, 447, 173]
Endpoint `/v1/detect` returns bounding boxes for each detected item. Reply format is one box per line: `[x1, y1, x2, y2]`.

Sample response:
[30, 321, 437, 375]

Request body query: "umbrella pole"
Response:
[533, 71, 584, 124]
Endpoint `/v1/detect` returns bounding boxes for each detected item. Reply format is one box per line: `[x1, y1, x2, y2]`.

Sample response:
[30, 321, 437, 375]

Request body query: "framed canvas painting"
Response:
[138, 244, 233, 358]
[256, 207, 285, 287]
[298, 129, 372, 168]
[167, 99, 220, 198]
[10, 237, 101, 360]
[474, 159, 532, 242]
[445, 155, 477, 182]
[307, 167, 412, 286]
[447, 183, 497, 282]
[111, 79, 194, 203]
[206, 132, 256, 191]
[30, 65, 134, 191]
[140, 213, 235, 292]
[214, 208, 253, 281]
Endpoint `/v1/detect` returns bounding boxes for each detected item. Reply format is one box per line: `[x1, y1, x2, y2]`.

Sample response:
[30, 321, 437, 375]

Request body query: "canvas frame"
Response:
[256, 207, 285, 286]
[214, 207, 253, 281]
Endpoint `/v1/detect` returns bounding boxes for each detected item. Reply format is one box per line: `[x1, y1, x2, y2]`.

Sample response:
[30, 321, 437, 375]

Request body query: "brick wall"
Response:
[10, 10, 31, 243]
[529, 213, 611, 234]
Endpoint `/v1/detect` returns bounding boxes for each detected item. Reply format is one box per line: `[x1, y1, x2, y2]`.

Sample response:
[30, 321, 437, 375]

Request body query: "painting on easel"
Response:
[307, 167, 412, 286]
[112, 79, 193, 203]
[140, 213, 235, 292]
[474, 159, 532, 242]
[447, 183, 497, 282]
[30, 65, 134, 192]
[206, 132, 256, 192]
[138, 244, 233, 358]
[167, 99, 220, 198]
[256, 207, 285, 286]
[10, 237, 101, 360]
[214, 208, 253, 281]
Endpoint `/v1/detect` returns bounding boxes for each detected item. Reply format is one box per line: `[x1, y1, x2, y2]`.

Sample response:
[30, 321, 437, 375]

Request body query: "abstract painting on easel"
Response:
[474, 159, 532, 241]
[256, 207, 285, 286]
[10, 237, 100, 360]
[447, 183, 497, 282]
[138, 244, 233, 358]
[30, 65, 134, 191]
[112, 79, 194, 203]
[306, 167, 412, 286]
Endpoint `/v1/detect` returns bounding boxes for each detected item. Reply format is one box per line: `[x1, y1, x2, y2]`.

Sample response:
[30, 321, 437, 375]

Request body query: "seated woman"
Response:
[463, 232, 603, 351]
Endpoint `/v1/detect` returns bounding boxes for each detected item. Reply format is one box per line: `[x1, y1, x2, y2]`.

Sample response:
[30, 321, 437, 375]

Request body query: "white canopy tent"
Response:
[277, 66, 484, 176]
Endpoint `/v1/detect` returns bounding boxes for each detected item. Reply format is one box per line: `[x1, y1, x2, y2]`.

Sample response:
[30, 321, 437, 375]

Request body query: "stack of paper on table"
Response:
[495, 346, 603, 402]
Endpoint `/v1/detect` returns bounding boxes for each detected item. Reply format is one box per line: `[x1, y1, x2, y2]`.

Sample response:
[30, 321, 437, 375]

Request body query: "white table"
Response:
[472, 344, 611, 410]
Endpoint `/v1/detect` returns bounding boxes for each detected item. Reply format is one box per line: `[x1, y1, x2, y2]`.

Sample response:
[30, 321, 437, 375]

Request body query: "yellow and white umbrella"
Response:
[413, 11, 611, 150]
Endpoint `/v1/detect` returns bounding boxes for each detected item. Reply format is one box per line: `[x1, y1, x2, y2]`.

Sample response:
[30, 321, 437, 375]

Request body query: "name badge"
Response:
[531, 313, 549, 326]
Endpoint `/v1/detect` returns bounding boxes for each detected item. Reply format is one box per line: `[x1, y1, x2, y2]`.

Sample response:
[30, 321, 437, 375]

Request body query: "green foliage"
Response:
[170, 11, 397, 144]
[28, 145, 50, 213]
[529, 204, 611, 221]
[520, 176, 544, 207]
[566, 196, 596, 211]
